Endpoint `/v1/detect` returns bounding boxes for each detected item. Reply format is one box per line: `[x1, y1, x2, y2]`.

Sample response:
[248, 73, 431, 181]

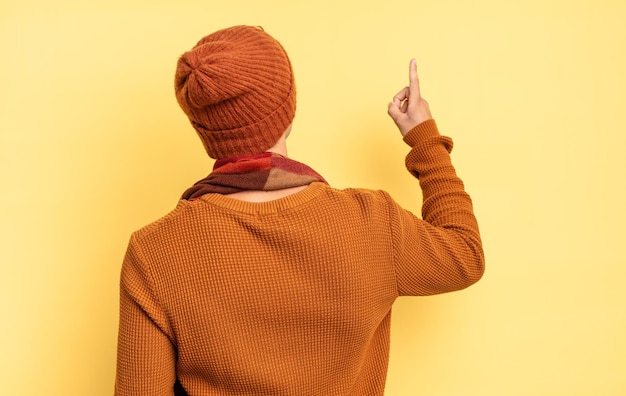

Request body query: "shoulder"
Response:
[317, 185, 398, 217]
[129, 199, 198, 243]
[325, 185, 394, 203]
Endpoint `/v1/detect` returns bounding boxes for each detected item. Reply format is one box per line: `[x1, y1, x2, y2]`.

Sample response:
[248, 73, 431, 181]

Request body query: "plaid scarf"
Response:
[182, 152, 327, 200]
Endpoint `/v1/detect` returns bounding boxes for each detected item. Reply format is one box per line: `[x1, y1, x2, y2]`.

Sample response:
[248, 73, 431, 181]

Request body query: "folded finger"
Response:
[393, 87, 409, 106]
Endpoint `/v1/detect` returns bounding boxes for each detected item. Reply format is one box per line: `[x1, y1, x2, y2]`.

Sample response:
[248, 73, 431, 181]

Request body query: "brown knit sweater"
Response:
[115, 119, 484, 395]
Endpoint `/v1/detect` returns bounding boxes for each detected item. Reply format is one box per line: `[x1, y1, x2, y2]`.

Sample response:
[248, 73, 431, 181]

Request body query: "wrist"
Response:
[402, 119, 439, 147]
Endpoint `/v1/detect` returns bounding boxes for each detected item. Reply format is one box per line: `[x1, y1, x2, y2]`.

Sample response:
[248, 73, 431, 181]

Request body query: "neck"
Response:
[266, 135, 288, 157]
[265, 124, 291, 157]
[223, 185, 308, 202]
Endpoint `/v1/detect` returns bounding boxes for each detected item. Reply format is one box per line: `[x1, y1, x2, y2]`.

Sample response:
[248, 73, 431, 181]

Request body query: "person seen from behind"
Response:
[115, 25, 485, 395]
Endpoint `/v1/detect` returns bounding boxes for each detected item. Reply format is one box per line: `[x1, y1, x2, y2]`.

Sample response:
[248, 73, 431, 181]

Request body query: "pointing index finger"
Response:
[408, 58, 420, 103]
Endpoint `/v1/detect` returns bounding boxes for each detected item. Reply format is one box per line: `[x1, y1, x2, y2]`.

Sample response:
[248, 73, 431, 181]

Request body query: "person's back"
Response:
[115, 25, 484, 395]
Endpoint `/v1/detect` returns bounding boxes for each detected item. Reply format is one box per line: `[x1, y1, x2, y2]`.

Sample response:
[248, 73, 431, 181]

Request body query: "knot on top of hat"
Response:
[175, 42, 248, 109]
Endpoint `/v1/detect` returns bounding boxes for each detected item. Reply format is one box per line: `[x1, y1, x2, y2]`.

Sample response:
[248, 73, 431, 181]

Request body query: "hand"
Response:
[387, 59, 433, 137]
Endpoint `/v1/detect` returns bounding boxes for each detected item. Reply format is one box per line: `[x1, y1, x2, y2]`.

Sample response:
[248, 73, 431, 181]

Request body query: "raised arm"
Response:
[387, 60, 484, 296]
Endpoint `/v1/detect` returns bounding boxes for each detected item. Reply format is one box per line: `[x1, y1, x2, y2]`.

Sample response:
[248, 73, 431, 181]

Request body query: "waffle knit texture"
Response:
[115, 119, 485, 395]
[174, 25, 296, 159]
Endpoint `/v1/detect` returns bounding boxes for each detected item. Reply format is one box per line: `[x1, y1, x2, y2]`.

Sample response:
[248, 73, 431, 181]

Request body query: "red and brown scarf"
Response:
[182, 152, 327, 200]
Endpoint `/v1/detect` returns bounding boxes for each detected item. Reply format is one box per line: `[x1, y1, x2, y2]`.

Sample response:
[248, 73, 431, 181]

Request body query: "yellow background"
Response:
[2, 0, 625, 394]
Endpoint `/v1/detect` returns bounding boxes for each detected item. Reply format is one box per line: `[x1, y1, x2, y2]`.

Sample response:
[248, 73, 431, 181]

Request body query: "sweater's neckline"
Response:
[195, 182, 327, 215]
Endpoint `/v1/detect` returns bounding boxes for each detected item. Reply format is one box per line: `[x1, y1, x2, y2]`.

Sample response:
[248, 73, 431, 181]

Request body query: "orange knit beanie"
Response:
[174, 25, 296, 159]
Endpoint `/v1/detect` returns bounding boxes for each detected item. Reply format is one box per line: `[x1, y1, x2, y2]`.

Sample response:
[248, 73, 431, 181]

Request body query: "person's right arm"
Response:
[387, 60, 484, 296]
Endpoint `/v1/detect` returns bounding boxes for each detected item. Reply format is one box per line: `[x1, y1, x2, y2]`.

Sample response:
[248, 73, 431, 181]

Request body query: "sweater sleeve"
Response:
[115, 235, 177, 396]
[390, 119, 485, 296]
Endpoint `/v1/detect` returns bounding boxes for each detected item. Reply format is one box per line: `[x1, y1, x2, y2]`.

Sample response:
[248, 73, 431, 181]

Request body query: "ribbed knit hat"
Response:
[174, 25, 296, 159]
